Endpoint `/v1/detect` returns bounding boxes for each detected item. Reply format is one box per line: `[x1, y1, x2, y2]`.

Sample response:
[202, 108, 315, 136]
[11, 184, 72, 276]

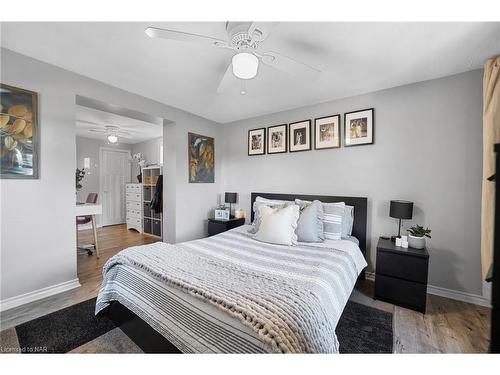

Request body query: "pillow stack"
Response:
[251, 196, 355, 245]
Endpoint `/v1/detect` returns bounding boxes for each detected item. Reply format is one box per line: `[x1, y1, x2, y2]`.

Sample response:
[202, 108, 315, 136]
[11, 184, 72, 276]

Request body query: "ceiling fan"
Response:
[82, 123, 133, 144]
[145, 22, 321, 94]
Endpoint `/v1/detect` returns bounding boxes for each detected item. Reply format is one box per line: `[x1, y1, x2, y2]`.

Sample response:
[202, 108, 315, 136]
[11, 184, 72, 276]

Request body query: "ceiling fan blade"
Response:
[117, 133, 133, 139]
[260, 51, 321, 76]
[87, 128, 107, 133]
[216, 63, 236, 94]
[248, 22, 278, 43]
[145, 27, 231, 49]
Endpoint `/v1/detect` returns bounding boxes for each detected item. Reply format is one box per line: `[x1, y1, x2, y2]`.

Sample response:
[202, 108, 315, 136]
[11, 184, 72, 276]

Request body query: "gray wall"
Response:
[130, 137, 163, 182]
[221, 69, 484, 296]
[1, 48, 222, 302]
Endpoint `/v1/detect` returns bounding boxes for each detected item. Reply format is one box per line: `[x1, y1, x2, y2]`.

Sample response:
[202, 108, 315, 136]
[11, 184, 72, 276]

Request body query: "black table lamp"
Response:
[390, 200, 413, 241]
[225, 192, 237, 218]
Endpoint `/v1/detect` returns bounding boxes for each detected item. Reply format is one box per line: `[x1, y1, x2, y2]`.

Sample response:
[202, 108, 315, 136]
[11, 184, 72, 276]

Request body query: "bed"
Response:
[96, 193, 368, 353]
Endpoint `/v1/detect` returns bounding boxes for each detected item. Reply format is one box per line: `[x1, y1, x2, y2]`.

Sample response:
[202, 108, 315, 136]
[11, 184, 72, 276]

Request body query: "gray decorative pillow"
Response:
[321, 202, 345, 240]
[295, 199, 325, 242]
[342, 205, 354, 238]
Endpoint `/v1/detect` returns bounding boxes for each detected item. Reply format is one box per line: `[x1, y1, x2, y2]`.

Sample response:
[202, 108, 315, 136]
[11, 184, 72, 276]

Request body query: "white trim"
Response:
[365, 272, 491, 308]
[0, 279, 81, 312]
[427, 284, 491, 308]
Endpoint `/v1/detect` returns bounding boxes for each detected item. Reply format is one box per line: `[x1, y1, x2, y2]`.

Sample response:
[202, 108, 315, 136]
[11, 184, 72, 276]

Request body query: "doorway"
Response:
[100, 148, 131, 226]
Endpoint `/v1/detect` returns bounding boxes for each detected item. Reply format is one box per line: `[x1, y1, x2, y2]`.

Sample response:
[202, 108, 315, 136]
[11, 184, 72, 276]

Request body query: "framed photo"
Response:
[314, 114, 340, 150]
[188, 132, 215, 183]
[0, 83, 39, 179]
[248, 128, 266, 156]
[267, 124, 287, 154]
[344, 108, 374, 147]
[289, 120, 311, 152]
[214, 208, 230, 221]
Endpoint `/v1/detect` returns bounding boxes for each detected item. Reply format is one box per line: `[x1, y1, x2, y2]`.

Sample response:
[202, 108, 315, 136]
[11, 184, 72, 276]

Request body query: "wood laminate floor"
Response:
[0, 224, 491, 353]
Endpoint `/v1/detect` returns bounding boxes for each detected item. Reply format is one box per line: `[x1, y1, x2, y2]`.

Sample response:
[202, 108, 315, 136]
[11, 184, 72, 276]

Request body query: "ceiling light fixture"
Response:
[232, 52, 259, 80]
[107, 134, 118, 144]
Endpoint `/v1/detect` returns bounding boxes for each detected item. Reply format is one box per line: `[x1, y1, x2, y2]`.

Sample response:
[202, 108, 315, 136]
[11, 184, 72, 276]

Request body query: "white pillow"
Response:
[250, 197, 294, 234]
[255, 196, 292, 205]
[253, 204, 300, 246]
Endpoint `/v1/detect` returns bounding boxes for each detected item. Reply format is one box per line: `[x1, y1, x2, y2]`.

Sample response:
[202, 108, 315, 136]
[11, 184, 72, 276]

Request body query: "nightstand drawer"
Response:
[375, 274, 427, 313]
[208, 221, 227, 236]
[376, 251, 428, 283]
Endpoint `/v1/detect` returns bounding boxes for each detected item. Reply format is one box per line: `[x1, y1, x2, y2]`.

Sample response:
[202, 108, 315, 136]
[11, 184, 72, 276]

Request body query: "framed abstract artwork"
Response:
[344, 108, 374, 147]
[289, 120, 311, 152]
[267, 124, 287, 154]
[248, 128, 266, 156]
[0, 84, 39, 179]
[314, 114, 341, 150]
[188, 132, 215, 183]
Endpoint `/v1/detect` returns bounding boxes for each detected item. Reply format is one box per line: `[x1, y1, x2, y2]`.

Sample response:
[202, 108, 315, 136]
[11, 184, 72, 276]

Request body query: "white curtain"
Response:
[481, 56, 500, 277]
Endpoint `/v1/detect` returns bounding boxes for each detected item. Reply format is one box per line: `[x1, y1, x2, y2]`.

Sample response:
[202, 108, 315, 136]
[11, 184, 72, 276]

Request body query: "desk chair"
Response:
[76, 193, 98, 256]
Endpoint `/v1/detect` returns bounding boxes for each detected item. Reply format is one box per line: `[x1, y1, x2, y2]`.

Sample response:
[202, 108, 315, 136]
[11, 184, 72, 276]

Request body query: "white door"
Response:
[100, 149, 131, 226]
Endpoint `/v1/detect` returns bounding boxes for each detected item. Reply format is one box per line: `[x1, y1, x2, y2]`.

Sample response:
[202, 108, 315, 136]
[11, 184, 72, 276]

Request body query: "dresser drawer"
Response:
[376, 251, 428, 283]
[126, 184, 141, 193]
[126, 201, 141, 210]
[126, 192, 142, 202]
[127, 217, 142, 228]
[375, 274, 427, 313]
[127, 209, 141, 219]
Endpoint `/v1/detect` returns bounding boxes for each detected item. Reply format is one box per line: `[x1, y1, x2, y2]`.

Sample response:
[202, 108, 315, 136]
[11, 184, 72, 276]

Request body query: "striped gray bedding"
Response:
[96, 226, 366, 353]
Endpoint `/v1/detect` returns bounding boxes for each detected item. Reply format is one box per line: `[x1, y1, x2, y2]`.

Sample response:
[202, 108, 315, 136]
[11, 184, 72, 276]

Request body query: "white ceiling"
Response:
[2, 22, 499, 123]
[76, 105, 162, 144]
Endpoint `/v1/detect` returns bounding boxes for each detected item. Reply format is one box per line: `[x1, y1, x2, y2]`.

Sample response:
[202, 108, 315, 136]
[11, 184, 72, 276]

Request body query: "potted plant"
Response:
[407, 225, 431, 249]
[76, 168, 86, 191]
[130, 153, 147, 182]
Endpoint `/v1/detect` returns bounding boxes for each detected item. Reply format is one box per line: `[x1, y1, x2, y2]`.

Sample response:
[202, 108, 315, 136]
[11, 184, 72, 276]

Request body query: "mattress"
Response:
[96, 225, 366, 353]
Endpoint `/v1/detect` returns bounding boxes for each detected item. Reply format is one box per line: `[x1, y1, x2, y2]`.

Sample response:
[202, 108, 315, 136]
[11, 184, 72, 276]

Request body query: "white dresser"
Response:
[126, 183, 143, 233]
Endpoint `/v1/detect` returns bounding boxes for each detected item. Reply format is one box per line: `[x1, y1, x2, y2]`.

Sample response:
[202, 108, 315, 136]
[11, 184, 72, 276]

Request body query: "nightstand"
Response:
[208, 217, 245, 236]
[374, 237, 429, 313]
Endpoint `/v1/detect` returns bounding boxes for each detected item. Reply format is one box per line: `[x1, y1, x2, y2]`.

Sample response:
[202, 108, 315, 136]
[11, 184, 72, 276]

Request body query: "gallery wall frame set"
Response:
[247, 107, 374, 156]
[314, 114, 341, 150]
[344, 108, 374, 147]
[267, 124, 287, 154]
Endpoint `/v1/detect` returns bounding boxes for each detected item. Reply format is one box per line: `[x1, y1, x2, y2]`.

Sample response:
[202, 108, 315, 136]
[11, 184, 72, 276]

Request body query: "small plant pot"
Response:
[408, 235, 426, 249]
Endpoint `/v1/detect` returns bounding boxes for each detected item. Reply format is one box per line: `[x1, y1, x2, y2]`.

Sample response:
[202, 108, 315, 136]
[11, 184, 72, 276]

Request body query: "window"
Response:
[159, 143, 163, 165]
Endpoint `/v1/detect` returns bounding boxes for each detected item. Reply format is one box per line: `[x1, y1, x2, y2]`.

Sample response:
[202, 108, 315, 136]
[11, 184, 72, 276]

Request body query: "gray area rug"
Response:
[4, 297, 393, 353]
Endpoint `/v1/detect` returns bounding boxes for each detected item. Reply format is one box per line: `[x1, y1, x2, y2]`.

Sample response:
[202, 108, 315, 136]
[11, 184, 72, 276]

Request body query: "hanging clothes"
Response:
[151, 174, 163, 213]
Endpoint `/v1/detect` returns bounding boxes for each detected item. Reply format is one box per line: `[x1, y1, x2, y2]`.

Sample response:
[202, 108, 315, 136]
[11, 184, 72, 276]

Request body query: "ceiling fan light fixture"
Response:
[107, 134, 118, 144]
[232, 52, 259, 80]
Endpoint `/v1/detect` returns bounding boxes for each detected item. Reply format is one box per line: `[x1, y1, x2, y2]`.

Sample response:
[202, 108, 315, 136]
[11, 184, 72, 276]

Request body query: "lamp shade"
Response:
[225, 192, 237, 204]
[232, 52, 259, 80]
[389, 200, 413, 219]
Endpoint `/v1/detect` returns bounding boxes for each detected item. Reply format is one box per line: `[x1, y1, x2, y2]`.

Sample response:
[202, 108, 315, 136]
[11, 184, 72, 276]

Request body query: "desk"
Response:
[76, 203, 102, 258]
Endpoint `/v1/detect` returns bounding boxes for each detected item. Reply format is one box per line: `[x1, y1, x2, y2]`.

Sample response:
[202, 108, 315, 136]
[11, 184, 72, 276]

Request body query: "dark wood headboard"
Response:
[250, 192, 368, 260]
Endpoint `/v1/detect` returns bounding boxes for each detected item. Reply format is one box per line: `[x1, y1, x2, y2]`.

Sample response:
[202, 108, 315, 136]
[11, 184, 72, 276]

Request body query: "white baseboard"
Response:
[427, 285, 491, 308]
[364, 272, 491, 308]
[0, 279, 81, 312]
